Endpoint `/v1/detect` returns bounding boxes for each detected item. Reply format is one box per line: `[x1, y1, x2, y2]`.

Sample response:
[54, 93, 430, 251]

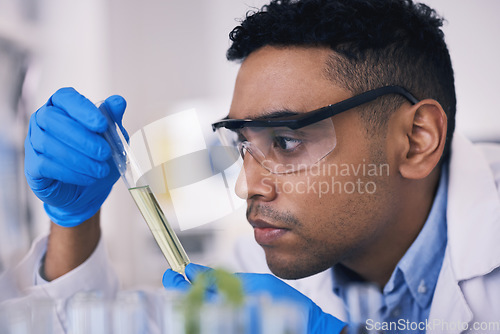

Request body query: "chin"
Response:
[266, 255, 332, 280]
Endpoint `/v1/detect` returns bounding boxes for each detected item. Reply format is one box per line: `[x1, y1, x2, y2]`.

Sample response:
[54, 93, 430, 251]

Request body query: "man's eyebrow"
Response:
[224, 109, 300, 121]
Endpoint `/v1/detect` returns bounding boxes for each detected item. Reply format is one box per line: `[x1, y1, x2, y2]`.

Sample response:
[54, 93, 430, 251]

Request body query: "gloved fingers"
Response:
[185, 263, 214, 283]
[103, 95, 127, 122]
[29, 121, 110, 179]
[102, 95, 129, 142]
[235, 273, 275, 293]
[236, 272, 307, 302]
[26, 134, 107, 187]
[33, 107, 111, 162]
[48, 87, 107, 133]
[25, 139, 100, 186]
[162, 269, 191, 292]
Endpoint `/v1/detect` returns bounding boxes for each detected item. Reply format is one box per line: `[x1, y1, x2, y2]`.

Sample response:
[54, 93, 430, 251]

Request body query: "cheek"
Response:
[276, 161, 393, 242]
[274, 173, 357, 238]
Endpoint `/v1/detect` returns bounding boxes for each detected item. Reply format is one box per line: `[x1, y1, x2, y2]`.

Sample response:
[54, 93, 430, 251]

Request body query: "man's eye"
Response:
[274, 136, 302, 151]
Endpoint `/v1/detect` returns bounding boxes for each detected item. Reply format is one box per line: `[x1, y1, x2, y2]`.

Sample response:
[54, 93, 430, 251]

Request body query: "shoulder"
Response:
[449, 134, 500, 196]
[476, 142, 500, 191]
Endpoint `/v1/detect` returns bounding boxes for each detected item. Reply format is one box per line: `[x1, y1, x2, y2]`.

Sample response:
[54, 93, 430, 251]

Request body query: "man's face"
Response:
[228, 46, 398, 279]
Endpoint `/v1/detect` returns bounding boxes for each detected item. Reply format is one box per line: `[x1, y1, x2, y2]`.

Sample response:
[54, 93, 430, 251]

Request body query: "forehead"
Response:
[228, 46, 351, 120]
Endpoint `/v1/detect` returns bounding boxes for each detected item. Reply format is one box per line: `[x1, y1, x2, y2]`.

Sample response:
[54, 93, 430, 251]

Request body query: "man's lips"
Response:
[249, 219, 289, 245]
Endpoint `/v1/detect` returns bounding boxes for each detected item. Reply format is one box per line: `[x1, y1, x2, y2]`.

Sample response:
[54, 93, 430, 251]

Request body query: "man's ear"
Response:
[398, 99, 447, 179]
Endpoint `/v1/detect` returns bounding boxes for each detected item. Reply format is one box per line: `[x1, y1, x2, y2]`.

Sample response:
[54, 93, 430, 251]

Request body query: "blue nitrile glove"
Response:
[162, 263, 347, 334]
[24, 87, 127, 227]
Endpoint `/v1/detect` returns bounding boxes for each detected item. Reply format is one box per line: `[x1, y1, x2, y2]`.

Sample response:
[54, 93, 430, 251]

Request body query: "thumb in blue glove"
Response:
[162, 263, 347, 334]
[25, 87, 127, 227]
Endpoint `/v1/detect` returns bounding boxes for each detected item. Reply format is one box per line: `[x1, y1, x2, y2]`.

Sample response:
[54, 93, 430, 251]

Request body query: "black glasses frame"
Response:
[212, 85, 418, 132]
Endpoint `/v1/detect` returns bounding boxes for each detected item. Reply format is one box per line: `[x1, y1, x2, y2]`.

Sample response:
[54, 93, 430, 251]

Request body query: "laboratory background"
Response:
[0, 0, 499, 290]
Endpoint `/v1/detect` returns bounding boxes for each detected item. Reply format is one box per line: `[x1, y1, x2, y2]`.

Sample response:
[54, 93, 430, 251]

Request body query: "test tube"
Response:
[98, 102, 190, 275]
[112, 291, 148, 334]
[67, 291, 109, 334]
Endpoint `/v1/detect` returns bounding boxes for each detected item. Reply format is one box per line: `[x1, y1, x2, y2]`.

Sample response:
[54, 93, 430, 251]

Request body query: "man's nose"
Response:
[235, 149, 277, 201]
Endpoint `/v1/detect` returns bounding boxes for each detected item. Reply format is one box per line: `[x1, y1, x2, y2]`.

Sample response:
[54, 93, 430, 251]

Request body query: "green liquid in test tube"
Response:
[98, 102, 190, 275]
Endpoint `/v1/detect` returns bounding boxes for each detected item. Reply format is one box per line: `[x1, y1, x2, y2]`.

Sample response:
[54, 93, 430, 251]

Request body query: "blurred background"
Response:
[0, 0, 499, 290]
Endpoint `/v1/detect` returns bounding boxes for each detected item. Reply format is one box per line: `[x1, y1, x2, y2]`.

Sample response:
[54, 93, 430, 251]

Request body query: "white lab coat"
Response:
[1, 133, 499, 333]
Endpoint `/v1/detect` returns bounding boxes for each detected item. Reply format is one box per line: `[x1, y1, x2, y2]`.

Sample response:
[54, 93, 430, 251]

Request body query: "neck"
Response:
[341, 167, 441, 288]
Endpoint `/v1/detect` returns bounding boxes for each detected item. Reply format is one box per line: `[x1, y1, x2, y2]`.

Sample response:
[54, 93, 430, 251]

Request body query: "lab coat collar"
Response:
[446, 133, 500, 281]
[427, 248, 473, 334]
[426, 134, 500, 332]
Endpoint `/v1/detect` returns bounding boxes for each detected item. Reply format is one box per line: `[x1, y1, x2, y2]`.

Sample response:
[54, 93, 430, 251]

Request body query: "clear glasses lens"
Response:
[216, 118, 336, 174]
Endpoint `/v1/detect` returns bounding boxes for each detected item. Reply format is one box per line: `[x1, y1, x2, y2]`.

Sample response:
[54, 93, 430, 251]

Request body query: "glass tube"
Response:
[345, 283, 382, 333]
[67, 291, 109, 334]
[98, 102, 190, 275]
[112, 291, 148, 334]
[0, 298, 55, 334]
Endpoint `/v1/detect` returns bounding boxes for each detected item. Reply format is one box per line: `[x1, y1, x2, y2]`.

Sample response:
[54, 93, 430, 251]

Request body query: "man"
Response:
[2, 0, 500, 333]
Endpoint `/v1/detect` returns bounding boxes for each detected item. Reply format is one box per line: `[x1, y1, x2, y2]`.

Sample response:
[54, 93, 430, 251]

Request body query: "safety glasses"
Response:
[212, 86, 418, 174]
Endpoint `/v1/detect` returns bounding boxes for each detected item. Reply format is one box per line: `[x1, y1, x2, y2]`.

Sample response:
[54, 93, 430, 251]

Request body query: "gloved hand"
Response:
[24, 87, 127, 227]
[163, 263, 347, 334]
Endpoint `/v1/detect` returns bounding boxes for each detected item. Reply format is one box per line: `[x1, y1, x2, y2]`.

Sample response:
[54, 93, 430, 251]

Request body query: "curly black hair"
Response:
[227, 0, 456, 160]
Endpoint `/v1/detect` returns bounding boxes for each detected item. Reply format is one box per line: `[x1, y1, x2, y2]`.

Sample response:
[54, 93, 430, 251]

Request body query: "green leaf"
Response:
[182, 268, 245, 334]
[213, 268, 244, 306]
